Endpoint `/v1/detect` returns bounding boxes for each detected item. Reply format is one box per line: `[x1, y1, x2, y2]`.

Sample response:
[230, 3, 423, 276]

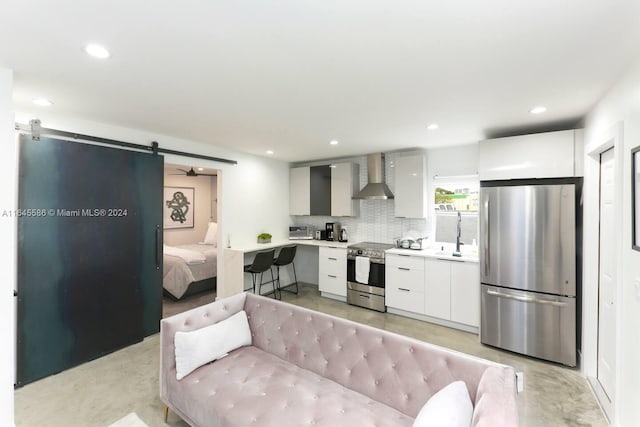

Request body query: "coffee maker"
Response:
[325, 222, 340, 241]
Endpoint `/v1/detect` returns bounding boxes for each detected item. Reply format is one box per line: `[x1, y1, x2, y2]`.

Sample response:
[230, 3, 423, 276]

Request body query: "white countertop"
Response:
[228, 239, 349, 253]
[386, 247, 479, 263]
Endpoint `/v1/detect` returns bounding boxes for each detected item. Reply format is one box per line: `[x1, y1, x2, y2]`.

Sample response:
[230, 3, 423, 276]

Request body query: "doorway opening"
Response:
[161, 163, 221, 318]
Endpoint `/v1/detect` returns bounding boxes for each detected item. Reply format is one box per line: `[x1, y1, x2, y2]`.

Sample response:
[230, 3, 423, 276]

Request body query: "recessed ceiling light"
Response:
[329, 140, 339, 145]
[266, 150, 274, 155]
[84, 44, 110, 59]
[530, 106, 547, 114]
[197, 167, 204, 171]
[33, 97, 53, 107]
[427, 123, 439, 130]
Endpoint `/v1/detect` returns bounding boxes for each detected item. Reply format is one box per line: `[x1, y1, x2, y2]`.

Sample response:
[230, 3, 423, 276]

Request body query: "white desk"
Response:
[220, 240, 349, 299]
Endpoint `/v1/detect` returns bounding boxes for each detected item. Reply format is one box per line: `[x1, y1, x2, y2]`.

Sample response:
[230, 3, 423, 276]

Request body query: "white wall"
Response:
[163, 173, 213, 246]
[0, 67, 16, 426]
[13, 109, 292, 303]
[583, 53, 640, 426]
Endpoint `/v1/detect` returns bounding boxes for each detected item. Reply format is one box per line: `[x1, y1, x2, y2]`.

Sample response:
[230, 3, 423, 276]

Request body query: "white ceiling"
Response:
[2, 1, 640, 162]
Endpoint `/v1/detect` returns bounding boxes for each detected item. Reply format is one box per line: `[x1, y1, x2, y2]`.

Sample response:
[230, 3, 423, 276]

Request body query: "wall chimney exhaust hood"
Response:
[352, 153, 394, 200]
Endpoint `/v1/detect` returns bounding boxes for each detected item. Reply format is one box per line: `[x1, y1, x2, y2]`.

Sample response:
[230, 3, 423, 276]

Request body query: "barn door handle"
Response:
[155, 225, 162, 270]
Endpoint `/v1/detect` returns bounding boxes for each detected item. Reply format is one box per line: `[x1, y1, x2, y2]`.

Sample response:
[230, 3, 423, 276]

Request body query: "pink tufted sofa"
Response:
[160, 292, 518, 427]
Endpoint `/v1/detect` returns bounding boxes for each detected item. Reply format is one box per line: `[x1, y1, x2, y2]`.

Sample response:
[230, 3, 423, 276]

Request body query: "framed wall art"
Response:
[164, 186, 195, 229]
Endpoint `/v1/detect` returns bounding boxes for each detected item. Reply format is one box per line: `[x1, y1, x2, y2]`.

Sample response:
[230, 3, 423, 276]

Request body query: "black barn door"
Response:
[17, 135, 163, 386]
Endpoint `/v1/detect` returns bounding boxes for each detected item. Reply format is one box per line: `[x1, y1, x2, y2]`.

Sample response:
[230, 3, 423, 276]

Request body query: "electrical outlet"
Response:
[516, 371, 524, 393]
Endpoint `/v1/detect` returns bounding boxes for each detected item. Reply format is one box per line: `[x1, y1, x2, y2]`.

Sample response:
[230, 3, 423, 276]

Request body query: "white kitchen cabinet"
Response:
[318, 246, 347, 297]
[331, 162, 360, 217]
[394, 155, 427, 218]
[386, 254, 425, 314]
[478, 129, 582, 180]
[424, 259, 451, 319]
[290, 167, 310, 215]
[450, 261, 480, 327]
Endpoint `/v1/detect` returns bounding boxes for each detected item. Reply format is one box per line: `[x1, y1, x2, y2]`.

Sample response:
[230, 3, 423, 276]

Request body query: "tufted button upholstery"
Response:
[243, 292, 495, 418]
[160, 292, 518, 427]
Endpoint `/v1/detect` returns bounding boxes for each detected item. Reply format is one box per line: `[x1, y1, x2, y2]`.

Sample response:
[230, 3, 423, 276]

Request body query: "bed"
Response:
[163, 243, 218, 300]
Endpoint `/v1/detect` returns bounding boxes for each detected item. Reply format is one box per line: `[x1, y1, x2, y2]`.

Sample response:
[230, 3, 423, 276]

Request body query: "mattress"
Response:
[163, 244, 217, 299]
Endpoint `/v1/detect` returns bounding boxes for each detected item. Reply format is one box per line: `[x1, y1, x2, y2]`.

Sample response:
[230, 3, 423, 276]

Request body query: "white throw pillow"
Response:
[174, 310, 251, 380]
[413, 381, 473, 427]
[203, 222, 217, 246]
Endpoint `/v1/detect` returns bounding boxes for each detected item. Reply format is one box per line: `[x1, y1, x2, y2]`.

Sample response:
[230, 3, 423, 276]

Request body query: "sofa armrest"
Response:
[471, 366, 519, 426]
[159, 292, 247, 403]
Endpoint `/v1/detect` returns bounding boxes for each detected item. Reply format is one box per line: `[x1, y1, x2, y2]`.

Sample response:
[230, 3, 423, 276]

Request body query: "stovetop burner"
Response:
[347, 242, 395, 259]
[347, 241, 395, 251]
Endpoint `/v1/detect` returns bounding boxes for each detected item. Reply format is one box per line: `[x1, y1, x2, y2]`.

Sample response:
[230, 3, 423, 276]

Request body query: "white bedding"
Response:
[163, 244, 218, 299]
[163, 244, 206, 265]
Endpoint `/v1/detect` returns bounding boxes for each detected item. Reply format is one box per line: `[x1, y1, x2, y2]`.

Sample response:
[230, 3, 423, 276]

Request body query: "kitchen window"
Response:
[433, 177, 479, 246]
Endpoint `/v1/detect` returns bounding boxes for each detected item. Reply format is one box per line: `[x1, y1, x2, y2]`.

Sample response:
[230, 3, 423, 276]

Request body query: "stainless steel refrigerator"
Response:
[480, 181, 581, 367]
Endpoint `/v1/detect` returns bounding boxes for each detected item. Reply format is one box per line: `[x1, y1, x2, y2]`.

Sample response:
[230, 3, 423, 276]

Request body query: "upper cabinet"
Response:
[478, 129, 583, 180]
[310, 165, 332, 216]
[331, 162, 360, 217]
[290, 162, 360, 216]
[290, 167, 310, 215]
[394, 154, 427, 218]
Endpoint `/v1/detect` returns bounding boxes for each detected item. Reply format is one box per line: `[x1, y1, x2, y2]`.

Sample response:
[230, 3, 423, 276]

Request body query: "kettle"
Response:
[339, 227, 348, 242]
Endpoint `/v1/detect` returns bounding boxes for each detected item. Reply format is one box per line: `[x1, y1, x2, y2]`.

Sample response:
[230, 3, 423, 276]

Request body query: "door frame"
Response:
[583, 122, 624, 423]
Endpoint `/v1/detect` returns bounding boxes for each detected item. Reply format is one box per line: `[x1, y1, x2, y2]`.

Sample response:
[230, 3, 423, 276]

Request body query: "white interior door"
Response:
[597, 147, 616, 402]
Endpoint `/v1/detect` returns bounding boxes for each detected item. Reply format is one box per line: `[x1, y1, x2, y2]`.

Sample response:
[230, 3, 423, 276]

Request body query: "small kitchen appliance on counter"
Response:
[289, 226, 313, 240]
[325, 222, 340, 241]
[339, 227, 348, 242]
[314, 230, 327, 240]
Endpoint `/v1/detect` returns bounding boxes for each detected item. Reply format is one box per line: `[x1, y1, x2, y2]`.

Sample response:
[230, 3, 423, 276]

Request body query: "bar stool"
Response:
[273, 245, 298, 295]
[244, 249, 278, 299]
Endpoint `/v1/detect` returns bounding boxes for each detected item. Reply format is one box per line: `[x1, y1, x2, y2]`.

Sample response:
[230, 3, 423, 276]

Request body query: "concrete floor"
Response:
[15, 284, 607, 426]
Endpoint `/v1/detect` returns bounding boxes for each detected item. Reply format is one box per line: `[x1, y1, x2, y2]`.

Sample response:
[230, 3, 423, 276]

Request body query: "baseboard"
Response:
[587, 376, 612, 424]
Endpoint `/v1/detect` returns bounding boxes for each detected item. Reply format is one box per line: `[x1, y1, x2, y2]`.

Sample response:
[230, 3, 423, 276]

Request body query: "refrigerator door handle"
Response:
[486, 289, 568, 307]
[483, 194, 490, 277]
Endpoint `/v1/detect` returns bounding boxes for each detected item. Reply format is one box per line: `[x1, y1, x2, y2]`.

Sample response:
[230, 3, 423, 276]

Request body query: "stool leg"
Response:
[270, 267, 279, 299]
[292, 263, 299, 294]
[258, 272, 264, 296]
[280, 262, 299, 295]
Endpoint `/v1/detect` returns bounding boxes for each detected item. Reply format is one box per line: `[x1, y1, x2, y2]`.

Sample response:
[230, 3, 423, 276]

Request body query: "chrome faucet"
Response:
[455, 211, 462, 253]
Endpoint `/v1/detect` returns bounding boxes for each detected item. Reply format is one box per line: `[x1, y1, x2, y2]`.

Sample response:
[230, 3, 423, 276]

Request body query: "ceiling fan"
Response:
[169, 168, 217, 177]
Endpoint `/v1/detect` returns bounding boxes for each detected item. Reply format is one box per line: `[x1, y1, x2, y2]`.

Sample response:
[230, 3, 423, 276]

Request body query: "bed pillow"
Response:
[203, 222, 217, 246]
[174, 310, 251, 380]
[413, 381, 473, 427]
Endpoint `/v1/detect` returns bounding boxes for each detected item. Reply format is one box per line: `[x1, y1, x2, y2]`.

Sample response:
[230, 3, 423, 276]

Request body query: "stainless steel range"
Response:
[346, 242, 395, 312]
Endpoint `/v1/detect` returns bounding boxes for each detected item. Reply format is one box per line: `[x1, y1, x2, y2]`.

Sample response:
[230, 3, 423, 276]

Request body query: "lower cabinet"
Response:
[386, 255, 425, 314]
[424, 259, 451, 320]
[450, 261, 480, 327]
[425, 258, 480, 328]
[386, 254, 480, 329]
[318, 246, 347, 297]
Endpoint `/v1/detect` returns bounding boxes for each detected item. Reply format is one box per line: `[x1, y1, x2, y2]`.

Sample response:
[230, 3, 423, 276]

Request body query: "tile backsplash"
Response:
[292, 151, 430, 245]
